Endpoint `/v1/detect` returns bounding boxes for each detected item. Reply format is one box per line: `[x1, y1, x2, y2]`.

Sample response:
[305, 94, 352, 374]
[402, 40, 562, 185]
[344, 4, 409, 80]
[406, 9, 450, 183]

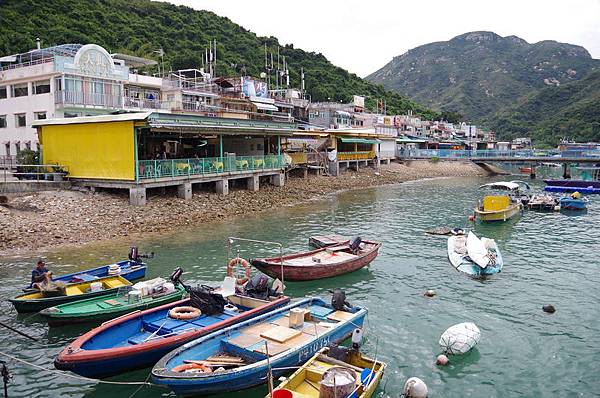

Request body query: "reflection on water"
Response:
[1, 176, 599, 397]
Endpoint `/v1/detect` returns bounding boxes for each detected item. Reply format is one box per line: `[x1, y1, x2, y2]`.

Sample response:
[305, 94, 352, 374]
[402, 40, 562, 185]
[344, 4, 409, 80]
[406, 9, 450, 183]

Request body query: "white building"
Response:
[0, 43, 162, 160]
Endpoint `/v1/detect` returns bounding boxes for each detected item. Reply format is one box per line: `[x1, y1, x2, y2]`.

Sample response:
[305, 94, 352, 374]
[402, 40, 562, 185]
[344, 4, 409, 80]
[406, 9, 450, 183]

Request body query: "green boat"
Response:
[39, 285, 187, 326]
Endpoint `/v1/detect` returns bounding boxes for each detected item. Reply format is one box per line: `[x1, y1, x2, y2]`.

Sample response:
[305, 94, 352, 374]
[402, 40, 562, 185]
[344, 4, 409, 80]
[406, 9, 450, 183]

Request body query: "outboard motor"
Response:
[128, 246, 155, 262]
[244, 273, 272, 300]
[170, 267, 184, 285]
[348, 236, 362, 254]
[331, 288, 351, 311]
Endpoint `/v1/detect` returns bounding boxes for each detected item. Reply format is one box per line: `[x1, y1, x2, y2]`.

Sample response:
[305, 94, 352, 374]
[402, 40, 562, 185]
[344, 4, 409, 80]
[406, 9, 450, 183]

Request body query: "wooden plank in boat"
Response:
[228, 333, 264, 348]
[260, 325, 302, 343]
[242, 322, 273, 336]
[301, 322, 330, 336]
[103, 299, 121, 306]
[326, 310, 355, 322]
[253, 340, 289, 356]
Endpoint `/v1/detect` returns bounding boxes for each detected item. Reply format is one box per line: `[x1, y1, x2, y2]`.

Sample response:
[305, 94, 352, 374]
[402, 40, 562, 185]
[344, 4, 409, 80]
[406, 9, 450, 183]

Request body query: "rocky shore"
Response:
[0, 160, 488, 256]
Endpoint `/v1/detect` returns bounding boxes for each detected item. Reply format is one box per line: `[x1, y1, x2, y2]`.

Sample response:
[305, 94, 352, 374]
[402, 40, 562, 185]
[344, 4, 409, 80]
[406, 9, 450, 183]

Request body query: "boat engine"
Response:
[128, 246, 155, 262]
[331, 288, 351, 311]
[348, 236, 362, 254]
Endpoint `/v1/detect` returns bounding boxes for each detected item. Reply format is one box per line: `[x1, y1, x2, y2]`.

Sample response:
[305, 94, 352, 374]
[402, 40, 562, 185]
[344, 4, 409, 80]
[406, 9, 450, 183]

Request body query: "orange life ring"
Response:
[227, 257, 251, 285]
[171, 362, 212, 373]
[168, 306, 202, 320]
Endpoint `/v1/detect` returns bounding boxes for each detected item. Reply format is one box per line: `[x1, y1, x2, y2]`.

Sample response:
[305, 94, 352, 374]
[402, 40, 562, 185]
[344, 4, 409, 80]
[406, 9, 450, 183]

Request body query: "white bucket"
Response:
[90, 282, 103, 292]
[162, 282, 175, 294]
[128, 290, 142, 304]
[108, 264, 121, 275]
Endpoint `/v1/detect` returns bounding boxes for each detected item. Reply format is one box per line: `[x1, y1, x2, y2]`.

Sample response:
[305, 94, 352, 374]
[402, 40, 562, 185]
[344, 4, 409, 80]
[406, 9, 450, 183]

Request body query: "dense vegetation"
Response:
[0, 0, 438, 120]
[367, 31, 600, 145]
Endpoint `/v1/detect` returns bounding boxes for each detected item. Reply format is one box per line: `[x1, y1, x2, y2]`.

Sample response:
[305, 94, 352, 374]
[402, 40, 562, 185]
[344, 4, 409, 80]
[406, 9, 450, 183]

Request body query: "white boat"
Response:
[447, 232, 503, 277]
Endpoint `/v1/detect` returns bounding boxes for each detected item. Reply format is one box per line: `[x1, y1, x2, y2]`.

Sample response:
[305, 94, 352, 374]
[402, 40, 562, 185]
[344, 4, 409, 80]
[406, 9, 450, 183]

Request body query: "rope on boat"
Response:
[0, 350, 163, 387]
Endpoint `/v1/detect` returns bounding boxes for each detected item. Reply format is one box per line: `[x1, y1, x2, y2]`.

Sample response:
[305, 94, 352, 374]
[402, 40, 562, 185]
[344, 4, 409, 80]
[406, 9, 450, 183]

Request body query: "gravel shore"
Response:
[0, 160, 487, 256]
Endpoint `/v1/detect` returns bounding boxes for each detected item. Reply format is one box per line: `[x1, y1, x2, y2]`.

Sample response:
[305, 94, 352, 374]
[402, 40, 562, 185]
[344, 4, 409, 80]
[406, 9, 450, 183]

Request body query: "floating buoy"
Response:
[468, 215, 475, 222]
[424, 289, 436, 297]
[403, 377, 428, 398]
[436, 354, 449, 366]
[542, 304, 556, 314]
[439, 322, 481, 355]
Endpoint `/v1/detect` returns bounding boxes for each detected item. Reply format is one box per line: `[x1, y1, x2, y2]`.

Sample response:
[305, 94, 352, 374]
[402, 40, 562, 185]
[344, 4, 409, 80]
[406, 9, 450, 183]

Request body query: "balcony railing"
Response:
[337, 151, 375, 161]
[137, 155, 285, 180]
[55, 90, 122, 108]
[123, 97, 166, 110]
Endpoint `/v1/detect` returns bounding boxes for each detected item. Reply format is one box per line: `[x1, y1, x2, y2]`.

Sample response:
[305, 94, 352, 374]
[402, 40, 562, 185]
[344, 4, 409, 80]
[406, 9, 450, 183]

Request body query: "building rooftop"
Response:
[0, 44, 83, 67]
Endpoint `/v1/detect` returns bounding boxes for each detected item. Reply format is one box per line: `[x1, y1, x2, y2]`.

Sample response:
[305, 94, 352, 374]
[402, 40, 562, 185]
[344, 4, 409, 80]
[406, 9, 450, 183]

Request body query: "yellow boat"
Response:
[267, 347, 386, 398]
[474, 181, 525, 222]
[10, 275, 131, 313]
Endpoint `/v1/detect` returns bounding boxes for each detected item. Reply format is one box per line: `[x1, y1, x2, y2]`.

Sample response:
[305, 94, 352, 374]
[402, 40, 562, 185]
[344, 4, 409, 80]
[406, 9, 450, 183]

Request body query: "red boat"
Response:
[251, 238, 381, 281]
[519, 167, 532, 173]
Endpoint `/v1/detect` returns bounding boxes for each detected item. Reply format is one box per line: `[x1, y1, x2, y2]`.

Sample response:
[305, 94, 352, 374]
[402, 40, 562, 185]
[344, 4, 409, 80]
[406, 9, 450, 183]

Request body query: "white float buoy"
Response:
[436, 354, 449, 365]
[403, 377, 428, 398]
[439, 322, 481, 355]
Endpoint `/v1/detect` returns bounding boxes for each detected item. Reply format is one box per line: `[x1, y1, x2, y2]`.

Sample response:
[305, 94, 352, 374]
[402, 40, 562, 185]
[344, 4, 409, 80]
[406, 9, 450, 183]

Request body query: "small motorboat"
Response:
[54, 270, 290, 378]
[308, 235, 348, 248]
[267, 346, 386, 398]
[473, 181, 526, 222]
[558, 194, 588, 210]
[251, 237, 381, 281]
[448, 232, 503, 277]
[519, 166, 532, 173]
[151, 296, 368, 396]
[10, 275, 132, 313]
[39, 277, 187, 327]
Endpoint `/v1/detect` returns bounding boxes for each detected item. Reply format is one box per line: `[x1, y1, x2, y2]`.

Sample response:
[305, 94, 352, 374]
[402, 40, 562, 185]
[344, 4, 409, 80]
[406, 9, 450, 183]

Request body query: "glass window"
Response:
[4, 143, 10, 156]
[12, 83, 28, 97]
[0, 115, 6, 128]
[0, 86, 6, 99]
[15, 113, 26, 127]
[33, 80, 50, 94]
[64, 112, 78, 118]
[35, 112, 46, 120]
[55, 77, 62, 91]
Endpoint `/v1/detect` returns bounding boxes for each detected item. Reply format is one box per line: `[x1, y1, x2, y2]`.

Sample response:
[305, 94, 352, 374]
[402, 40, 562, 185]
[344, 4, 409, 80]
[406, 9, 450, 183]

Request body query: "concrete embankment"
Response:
[0, 160, 487, 256]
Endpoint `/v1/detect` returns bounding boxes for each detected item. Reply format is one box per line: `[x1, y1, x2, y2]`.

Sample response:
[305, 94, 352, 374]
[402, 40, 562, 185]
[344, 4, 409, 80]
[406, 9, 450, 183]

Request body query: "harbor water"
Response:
[1, 175, 599, 397]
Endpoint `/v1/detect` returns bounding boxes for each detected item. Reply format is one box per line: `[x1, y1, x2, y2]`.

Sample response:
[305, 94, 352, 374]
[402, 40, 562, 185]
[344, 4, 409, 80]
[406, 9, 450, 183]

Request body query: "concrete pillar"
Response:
[129, 187, 146, 206]
[563, 163, 571, 179]
[530, 164, 536, 180]
[247, 175, 259, 192]
[177, 182, 192, 200]
[375, 157, 381, 168]
[329, 161, 339, 176]
[216, 179, 229, 195]
[272, 172, 285, 187]
[303, 168, 308, 178]
[355, 161, 359, 171]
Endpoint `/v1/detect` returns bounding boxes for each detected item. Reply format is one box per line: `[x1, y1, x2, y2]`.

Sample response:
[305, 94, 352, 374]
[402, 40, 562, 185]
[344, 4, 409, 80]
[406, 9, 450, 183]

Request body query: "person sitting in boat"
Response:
[571, 191, 581, 199]
[30, 260, 52, 289]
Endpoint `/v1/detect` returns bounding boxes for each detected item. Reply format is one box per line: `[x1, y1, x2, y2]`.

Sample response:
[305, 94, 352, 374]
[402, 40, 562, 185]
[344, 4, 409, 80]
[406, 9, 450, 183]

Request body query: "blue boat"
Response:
[54, 294, 290, 378]
[24, 259, 146, 291]
[151, 297, 367, 396]
[559, 197, 588, 210]
[544, 185, 600, 194]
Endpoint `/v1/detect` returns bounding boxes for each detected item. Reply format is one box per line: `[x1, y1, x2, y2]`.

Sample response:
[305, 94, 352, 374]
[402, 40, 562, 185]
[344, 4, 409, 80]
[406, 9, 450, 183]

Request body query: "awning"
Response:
[0, 55, 17, 63]
[339, 136, 380, 144]
[396, 136, 427, 143]
[253, 102, 278, 111]
[335, 110, 351, 118]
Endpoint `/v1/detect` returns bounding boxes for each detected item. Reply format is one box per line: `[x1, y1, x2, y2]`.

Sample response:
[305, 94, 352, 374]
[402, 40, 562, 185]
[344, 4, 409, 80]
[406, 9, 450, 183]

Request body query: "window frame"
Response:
[11, 83, 29, 98]
[15, 113, 27, 127]
[0, 115, 6, 128]
[34, 111, 47, 120]
[33, 80, 51, 95]
[0, 86, 7, 99]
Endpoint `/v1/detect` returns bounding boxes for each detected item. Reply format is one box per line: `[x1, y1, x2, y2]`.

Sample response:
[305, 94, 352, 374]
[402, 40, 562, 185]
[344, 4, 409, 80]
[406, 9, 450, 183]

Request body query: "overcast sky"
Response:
[166, 0, 600, 77]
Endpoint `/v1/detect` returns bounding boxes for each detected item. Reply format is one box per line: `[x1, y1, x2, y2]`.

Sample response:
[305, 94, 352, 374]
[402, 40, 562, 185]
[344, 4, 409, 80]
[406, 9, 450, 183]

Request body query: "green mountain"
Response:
[485, 69, 600, 147]
[0, 0, 437, 120]
[366, 31, 600, 142]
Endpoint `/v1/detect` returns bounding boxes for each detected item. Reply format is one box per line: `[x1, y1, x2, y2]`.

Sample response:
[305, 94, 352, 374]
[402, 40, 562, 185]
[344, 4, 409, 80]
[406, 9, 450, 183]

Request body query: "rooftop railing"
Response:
[399, 149, 600, 159]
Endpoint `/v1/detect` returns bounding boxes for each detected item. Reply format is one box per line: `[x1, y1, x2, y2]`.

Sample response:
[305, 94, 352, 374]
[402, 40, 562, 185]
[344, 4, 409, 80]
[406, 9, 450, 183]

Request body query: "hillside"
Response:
[0, 0, 437, 119]
[485, 69, 600, 147]
[366, 31, 599, 124]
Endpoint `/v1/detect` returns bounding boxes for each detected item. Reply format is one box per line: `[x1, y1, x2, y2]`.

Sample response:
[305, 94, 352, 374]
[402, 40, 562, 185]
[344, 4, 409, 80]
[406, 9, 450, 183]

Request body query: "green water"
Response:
[1, 175, 599, 397]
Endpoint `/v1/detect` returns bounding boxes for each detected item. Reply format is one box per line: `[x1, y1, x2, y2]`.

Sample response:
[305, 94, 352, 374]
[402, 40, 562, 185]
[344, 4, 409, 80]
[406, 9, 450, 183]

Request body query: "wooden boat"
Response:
[474, 181, 525, 222]
[54, 294, 290, 378]
[267, 346, 386, 398]
[251, 239, 381, 281]
[527, 194, 558, 211]
[39, 284, 187, 327]
[22, 259, 146, 292]
[448, 232, 503, 277]
[308, 235, 348, 248]
[10, 275, 131, 313]
[151, 297, 368, 396]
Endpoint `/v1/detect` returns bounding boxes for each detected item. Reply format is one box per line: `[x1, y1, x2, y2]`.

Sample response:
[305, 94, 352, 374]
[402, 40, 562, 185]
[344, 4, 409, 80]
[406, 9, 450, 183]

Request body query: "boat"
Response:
[267, 346, 386, 398]
[473, 181, 526, 222]
[39, 278, 187, 326]
[558, 196, 588, 210]
[308, 235, 348, 248]
[544, 166, 600, 189]
[527, 194, 558, 211]
[447, 232, 503, 277]
[544, 185, 600, 194]
[22, 259, 147, 292]
[10, 275, 131, 313]
[251, 238, 381, 281]
[54, 284, 290, 378]
[151, 297, 368, 396]
[519, 167, 532, 173]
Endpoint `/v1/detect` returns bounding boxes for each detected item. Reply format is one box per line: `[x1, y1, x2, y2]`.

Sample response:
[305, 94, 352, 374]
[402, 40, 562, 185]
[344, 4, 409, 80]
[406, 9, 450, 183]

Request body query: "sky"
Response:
[165, 0, 600, 77]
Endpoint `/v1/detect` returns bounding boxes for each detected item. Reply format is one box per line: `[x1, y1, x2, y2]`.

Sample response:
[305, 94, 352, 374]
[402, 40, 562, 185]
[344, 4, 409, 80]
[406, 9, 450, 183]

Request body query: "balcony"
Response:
[54, 90, 122, 109]
[124, 97, 167, 110]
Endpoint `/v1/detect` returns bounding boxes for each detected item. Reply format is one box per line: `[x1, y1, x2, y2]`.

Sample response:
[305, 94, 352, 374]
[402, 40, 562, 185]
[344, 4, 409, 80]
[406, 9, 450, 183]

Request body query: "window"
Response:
[5, 143, 10, 156]
[0, 115, 6, 128]
[11, 83, 28, 97]
[64, 112, 78, 118]
[54, 77, 62, 91]
[0, 86, 6, 99]
[25, 141, 31, 150]
[15, 113, 26, 127]
[33, 80, 50, 94]
[34, 112, 46, 120]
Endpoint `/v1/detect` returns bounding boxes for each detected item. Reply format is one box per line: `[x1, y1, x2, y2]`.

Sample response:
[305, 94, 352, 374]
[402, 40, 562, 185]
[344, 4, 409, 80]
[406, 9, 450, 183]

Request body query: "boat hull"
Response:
[447, 236, 503, 277]
[559, 198, 587, 210]
[252, 242, 381, 281]
[544, 179, 600, 189]
[473, 203, 521, 222]
[545, 185, 600, 194]
[54, 295, 290, 378]
[152, 298, 367, 396]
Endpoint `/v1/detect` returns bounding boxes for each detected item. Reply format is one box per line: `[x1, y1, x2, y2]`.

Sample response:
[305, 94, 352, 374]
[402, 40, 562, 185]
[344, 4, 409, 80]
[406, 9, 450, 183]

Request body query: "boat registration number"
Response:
[298, 336, 330, 362]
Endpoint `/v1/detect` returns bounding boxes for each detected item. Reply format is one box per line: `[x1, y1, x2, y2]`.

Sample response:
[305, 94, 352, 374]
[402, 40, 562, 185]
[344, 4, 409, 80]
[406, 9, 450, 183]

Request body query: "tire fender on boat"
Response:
[227, 257, 252, 285]
[168, 306, 202, 320]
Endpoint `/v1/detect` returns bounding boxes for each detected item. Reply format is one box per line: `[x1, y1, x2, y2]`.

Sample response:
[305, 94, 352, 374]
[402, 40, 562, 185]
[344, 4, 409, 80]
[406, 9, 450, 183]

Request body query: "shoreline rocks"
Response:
[0, 161, 487, 257]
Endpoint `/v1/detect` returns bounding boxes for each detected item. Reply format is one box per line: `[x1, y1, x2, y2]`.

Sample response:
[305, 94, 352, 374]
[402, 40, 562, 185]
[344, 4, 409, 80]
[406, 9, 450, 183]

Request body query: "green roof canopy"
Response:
[339, 136, 380, 144]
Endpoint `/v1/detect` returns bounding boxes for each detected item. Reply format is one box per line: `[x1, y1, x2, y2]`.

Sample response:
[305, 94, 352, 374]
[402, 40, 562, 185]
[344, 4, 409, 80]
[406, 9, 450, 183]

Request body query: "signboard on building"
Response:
[57, 44, 128, 80]
[353, 95, 365, 108]
[242, 77, 268, 98]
